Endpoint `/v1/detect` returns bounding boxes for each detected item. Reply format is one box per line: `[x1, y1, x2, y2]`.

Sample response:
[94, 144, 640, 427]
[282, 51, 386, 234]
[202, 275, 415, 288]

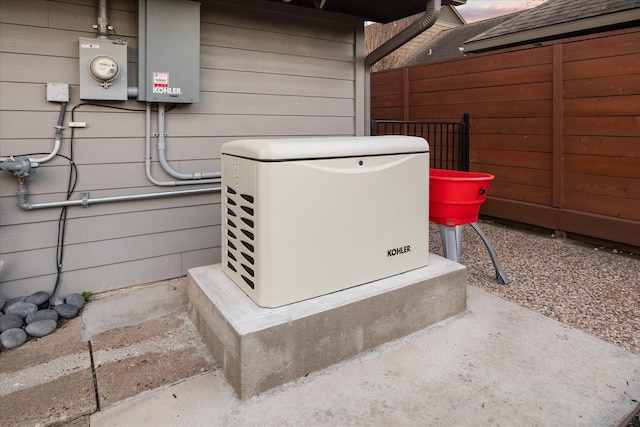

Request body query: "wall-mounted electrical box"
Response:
[138, 0, 201, 103]
[46, 83, 70, 103]
[79, 38, 128, 101]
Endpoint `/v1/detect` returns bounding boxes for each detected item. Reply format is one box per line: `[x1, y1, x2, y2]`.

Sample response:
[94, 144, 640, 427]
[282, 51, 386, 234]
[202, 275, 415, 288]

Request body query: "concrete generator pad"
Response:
[92, 285, 640, 426]
[187, 255, 467, 398]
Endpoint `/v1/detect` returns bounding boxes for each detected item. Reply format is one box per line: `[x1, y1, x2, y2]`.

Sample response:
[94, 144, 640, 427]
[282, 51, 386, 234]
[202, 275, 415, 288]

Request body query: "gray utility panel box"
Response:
[138, 0, 201, 103]
[79, 38, 128, 101]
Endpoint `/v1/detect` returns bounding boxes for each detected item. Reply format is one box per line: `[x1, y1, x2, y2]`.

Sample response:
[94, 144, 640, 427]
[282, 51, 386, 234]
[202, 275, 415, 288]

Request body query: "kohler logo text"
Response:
[387, 245, 411, 257]
[152, 86, 182, 95]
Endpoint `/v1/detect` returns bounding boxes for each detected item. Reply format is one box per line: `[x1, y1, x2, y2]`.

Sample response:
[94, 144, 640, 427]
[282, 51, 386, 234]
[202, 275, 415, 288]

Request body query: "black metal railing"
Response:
[371, 113, 469, 171]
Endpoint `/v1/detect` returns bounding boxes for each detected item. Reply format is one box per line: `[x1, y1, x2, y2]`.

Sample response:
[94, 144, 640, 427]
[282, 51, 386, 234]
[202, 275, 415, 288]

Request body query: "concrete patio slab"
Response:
[0, 317, 96, 426]
[91, 285, 640, 426]
[82, 279, 217, 409]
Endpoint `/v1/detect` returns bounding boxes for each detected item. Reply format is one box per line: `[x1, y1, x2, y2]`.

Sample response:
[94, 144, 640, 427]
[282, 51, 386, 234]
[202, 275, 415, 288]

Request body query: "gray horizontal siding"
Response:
[1, 24, 82, 57]
[0, 0, 138, 36]
[148, 114, 356, 137]
[200, 22, 354, 61]
[0, 0, 49, 27]
[0, 82, 72, 111]
[202, 0, 354, 43]
[198, 92, 355, 116]
[200, 45, 354, 79]
[1, 225, 221, 281]
[3, 203, 221, 252]
[2, 247, 221, 298]
[1, 107, 354, 139]
[0, 0, 364, 297]
[0, 53, 78, 84]
[200, 69, 354, 97]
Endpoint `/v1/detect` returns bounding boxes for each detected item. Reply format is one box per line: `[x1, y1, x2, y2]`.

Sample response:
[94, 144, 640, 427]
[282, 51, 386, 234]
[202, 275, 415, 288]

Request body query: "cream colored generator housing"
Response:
[221, 136, 429, 308]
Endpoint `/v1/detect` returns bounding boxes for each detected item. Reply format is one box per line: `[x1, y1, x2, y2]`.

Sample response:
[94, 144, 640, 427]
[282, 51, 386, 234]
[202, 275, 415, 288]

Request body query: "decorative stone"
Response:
[0, 313, 24, 333]
[5, 301, 38, 319]
[1, 328, 27, 349]
[5, 296, 26, 309]
[26, 309, 59, 324]
[25, 319, 57, 338]
[54, 303, 79, 319]
[25, 291, 50, 308]
[49, 296, 65, 307]
[65, 293, 86, 309]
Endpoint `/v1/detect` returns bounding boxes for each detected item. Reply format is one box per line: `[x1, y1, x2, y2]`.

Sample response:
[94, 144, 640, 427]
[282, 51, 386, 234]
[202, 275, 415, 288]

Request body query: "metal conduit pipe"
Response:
[145, 104, 221, 186]
[11, 104, 222, 211]
[365, 0, 441, 67]
[97, 0, 110, 39]
[156, 103, 221, 181]
[15, 177, 220, 210]
[0, 102, 67, 166]
[34, 102, 67, 163]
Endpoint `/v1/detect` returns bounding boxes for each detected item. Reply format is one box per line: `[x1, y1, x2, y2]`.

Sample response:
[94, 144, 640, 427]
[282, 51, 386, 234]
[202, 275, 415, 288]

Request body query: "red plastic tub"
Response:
[429, 169, 495, 226]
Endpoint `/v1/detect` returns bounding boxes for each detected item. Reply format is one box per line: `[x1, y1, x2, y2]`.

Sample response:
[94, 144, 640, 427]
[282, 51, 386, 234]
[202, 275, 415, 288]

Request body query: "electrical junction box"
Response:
[79, 38, 128, 101]
[46, 83, 70, 102]
[221, 136, 430, 308]
[138, 0, 200, 103]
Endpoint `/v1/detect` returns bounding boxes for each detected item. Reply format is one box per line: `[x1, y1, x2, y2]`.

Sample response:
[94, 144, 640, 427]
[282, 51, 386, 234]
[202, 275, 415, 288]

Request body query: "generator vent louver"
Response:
[225, 186, 256, 289]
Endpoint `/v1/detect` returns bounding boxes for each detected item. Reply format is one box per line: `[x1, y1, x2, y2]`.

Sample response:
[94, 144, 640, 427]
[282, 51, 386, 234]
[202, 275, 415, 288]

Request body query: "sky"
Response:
[457, 0, 548, 23]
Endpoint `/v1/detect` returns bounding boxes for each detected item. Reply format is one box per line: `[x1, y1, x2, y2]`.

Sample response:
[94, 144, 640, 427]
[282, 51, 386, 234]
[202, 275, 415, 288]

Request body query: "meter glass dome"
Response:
[89, 55, 120, 82]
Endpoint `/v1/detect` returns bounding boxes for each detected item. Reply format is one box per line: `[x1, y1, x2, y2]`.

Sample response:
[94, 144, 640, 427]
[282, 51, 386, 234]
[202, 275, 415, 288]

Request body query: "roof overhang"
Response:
[464, 8, 640, 53]
[266, 0, 466, 24]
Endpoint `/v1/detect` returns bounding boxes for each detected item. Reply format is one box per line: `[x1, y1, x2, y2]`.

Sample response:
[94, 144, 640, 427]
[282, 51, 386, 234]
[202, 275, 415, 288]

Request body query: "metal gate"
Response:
[371, 113, 469, 171]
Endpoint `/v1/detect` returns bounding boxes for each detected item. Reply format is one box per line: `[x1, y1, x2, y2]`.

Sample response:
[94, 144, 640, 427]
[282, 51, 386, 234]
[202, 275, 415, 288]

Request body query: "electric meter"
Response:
[79, 37, 128, 100]
[88, 55, 120, 82]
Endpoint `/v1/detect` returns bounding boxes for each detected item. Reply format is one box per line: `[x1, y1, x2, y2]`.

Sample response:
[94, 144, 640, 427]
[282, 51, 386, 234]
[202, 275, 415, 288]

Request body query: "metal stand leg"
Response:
[469, 222, 510, 285]
[437, 224, 463, 263]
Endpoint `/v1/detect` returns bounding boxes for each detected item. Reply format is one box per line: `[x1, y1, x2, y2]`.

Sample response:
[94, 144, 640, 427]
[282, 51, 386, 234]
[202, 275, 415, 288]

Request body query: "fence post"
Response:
[460, 113, 470, 171]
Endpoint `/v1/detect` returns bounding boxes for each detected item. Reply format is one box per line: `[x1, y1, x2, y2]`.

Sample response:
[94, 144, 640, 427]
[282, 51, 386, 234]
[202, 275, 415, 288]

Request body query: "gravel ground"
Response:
[429, 219, 640, 356]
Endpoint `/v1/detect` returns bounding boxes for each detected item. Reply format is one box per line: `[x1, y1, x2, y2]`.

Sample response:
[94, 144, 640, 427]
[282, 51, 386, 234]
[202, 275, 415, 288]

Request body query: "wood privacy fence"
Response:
[371, 27, 640, 248]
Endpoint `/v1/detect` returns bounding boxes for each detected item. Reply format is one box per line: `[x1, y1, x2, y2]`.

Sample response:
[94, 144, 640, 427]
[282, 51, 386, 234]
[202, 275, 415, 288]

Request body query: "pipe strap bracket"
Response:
[81, 192, 90, 208]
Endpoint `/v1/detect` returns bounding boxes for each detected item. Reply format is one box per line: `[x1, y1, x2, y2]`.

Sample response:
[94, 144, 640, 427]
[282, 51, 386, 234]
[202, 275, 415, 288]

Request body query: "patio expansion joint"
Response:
[88, 340, 101, 412]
